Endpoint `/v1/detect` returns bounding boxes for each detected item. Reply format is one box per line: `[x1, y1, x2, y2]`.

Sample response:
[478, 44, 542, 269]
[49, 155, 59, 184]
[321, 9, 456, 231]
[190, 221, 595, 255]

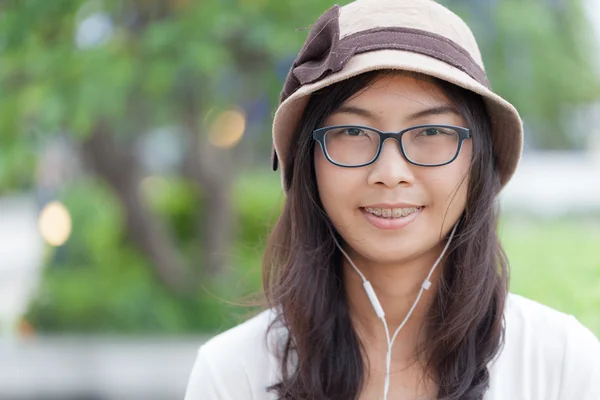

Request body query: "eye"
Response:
[417, 127, 453, 136]
[343, 127, 367, 136]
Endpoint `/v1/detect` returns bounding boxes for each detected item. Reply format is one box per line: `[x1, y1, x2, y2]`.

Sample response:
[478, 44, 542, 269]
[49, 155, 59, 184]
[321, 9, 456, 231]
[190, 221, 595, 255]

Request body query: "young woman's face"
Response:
[314, 73, 472, 266]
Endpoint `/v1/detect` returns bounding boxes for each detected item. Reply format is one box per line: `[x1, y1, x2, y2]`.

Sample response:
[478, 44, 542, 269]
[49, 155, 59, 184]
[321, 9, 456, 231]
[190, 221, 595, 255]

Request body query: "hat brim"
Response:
[272, 49, 523, 191]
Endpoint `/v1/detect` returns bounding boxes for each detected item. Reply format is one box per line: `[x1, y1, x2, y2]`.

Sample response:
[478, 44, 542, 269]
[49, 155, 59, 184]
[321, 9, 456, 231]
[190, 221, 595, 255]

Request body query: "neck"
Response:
[342, 246, 445, 360]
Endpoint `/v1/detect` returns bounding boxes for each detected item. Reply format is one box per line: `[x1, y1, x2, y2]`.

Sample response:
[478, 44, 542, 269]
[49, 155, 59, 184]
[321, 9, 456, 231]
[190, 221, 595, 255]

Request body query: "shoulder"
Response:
[503, 293, 599, 354]
[503, 293, 585, 338]
[184, 309, 285, 400]
[487, 293, 600, 399]
[200, 308, 278, 362]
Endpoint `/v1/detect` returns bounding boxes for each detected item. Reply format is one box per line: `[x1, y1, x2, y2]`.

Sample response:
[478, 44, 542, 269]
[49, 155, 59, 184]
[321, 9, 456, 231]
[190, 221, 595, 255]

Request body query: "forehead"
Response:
[324, 73, 465, 128]
[348, 73, 451, 108]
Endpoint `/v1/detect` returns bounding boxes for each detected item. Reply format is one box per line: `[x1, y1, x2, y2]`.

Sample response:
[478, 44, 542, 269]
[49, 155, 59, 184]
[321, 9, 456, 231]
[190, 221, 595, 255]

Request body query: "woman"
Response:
[185, 0, 600, 399]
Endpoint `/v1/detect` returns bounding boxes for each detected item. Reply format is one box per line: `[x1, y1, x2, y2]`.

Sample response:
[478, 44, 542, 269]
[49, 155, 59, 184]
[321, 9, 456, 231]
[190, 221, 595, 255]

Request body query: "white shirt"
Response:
[184, 293, 600, 399]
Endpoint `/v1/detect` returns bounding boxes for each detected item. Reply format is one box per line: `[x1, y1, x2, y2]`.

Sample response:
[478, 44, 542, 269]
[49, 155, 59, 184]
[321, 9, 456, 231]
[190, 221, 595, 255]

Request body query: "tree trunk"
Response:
[80, 125, 189, 294]
[182, 118, 235, 280]
[200, 163, 234, 278]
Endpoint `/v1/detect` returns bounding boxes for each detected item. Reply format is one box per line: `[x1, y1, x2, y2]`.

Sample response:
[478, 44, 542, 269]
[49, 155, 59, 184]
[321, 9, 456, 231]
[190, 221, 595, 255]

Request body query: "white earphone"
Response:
[332, 221, 459, 400]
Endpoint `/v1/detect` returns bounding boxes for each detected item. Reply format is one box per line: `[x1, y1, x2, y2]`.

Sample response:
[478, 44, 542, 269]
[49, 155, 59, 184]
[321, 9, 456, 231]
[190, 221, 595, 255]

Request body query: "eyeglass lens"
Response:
[323, 126, 461, 166]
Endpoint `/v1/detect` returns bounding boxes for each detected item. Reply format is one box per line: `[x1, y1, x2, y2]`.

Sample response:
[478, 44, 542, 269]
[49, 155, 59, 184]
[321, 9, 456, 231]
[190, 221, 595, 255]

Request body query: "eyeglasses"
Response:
[312, 124, 471, 168]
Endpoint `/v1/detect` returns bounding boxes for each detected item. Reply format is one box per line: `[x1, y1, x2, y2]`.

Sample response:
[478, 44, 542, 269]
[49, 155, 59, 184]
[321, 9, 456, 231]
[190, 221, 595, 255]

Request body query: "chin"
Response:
[354, 243, 414, 265]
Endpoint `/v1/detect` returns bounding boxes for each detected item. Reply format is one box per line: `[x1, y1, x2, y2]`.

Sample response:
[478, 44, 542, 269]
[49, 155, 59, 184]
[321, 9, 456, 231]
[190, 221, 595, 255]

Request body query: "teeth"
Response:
[365, 207, 420, 219]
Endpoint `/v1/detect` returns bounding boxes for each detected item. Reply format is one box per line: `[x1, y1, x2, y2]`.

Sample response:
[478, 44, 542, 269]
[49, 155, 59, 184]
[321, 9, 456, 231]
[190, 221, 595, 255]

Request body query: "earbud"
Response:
[332, 221, 460, 400]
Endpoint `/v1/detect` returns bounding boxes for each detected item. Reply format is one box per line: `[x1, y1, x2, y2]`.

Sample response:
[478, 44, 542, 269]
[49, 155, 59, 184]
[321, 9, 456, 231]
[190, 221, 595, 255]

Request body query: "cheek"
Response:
[315, 150, 343, 203]
[424, 149, 471, 219]
[314, 150, 360, 224]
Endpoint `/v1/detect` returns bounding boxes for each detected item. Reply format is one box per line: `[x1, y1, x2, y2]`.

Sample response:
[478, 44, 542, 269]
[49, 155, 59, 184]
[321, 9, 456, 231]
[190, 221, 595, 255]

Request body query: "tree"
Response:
[0, 0, 342, 295]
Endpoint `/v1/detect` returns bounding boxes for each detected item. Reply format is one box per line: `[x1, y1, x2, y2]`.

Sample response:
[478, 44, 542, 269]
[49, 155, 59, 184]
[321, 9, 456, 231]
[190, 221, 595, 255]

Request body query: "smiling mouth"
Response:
[361, 206, 424, 219]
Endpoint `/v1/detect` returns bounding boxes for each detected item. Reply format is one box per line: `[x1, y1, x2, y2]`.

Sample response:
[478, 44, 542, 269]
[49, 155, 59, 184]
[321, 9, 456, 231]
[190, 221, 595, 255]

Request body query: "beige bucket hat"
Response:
[271, 0, 523, 192]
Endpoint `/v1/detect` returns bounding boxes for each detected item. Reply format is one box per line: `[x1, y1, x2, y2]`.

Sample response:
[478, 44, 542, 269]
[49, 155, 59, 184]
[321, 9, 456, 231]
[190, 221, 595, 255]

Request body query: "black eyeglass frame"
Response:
[312, 124, 472, 168]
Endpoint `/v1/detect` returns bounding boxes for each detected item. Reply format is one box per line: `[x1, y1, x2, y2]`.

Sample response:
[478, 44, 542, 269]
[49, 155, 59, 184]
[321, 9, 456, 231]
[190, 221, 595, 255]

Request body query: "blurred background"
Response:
[1, 0, 599, 398]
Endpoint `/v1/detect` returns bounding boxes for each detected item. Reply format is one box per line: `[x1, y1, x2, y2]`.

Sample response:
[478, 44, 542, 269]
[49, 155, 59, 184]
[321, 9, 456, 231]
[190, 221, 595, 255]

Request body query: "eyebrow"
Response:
[332, 104, 462, 121]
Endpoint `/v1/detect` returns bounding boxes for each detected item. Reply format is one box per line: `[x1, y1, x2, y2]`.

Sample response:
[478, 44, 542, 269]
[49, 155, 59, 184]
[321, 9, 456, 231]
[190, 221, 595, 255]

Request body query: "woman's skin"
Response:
[314, 74, 473, 398]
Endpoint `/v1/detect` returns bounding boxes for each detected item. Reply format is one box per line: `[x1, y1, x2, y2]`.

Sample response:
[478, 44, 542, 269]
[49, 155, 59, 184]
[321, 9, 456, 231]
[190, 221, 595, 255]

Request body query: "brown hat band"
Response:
[273, 5, 491, 171]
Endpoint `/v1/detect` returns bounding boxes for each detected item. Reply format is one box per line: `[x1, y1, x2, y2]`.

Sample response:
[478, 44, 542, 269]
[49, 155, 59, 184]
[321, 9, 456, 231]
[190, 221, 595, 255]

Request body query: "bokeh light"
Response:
[38, 201, 72, 247]
[208, 108, 246, 149]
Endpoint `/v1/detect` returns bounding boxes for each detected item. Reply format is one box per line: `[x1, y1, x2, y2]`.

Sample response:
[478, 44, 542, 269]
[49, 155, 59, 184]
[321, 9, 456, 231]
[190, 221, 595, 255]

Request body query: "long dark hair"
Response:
[263, 70, 508, 400]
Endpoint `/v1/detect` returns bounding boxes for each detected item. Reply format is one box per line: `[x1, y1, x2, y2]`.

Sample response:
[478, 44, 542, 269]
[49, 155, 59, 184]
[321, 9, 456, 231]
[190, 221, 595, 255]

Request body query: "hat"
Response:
[271, 0, 523, 192]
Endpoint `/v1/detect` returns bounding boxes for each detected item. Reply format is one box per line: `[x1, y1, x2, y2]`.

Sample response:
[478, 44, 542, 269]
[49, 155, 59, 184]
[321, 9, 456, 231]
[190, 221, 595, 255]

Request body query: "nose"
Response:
[367, 137, 415, 188]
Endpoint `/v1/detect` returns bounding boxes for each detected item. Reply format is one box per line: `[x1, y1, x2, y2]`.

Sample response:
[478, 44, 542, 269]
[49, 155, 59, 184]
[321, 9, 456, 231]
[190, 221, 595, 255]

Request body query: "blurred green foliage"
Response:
[27, 174, 279, 333]
[0, 0, 343, 147]
[0, 136, 36, 193]
[447, 0, 600, 148]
